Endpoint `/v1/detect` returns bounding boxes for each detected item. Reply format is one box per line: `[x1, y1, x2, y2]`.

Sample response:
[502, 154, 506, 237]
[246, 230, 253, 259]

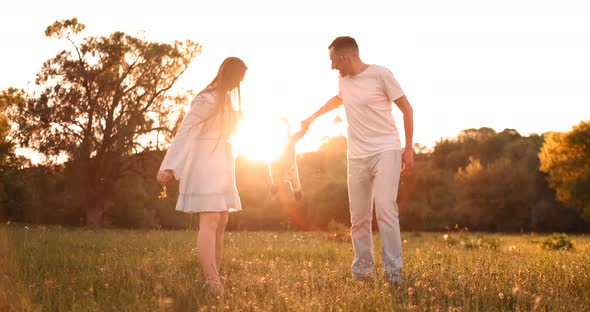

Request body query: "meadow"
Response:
[1, 224, 589, 311]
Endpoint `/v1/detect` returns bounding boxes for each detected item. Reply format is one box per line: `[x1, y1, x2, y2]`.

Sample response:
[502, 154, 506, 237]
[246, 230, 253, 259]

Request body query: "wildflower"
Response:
[158, 186, 168, 199]
[443, 234, 449, 241]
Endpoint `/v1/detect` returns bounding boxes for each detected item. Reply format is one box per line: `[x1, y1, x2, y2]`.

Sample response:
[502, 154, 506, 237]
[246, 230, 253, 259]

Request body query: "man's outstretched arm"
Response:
[302, 95, 343, 128]
[290, 125, 309, 142]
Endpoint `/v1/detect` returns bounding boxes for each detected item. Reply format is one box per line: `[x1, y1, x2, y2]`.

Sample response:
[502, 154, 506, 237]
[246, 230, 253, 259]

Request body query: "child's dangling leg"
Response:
[268, 165, 280, 200]
[287, 162, 303, 200]
[270, 184, 279, 200]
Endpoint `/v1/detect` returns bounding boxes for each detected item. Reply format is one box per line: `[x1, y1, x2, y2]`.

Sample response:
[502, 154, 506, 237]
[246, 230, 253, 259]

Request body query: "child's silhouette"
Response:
[268, 117, 309, 200]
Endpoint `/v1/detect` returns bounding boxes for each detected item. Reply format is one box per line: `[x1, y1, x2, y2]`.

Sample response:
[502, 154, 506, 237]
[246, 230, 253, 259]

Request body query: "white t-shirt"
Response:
[338, 64, 405, 159]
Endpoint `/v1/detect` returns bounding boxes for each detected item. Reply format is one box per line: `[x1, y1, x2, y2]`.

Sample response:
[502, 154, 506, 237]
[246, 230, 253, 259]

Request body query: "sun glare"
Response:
[232, 114, 290, 163]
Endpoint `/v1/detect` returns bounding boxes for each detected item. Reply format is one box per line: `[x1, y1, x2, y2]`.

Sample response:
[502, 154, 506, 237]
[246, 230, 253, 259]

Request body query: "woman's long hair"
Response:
[199, 57, 247, 145]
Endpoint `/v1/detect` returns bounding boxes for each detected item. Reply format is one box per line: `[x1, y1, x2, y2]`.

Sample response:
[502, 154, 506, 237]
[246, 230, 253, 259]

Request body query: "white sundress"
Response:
[159, 91, 242, 213]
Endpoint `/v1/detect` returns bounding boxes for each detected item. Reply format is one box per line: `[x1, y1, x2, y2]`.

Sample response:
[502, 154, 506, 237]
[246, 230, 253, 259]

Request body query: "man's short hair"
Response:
[329, 36, 359, 53]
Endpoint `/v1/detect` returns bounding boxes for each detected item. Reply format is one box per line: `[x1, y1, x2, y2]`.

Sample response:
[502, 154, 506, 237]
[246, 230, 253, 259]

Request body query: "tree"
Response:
[455, 157, 538, 231]
[0, 88, 29, 221]
[419, 128, 580, 232]
[539, 121, 590, 222]
[12, 18, 201, 227]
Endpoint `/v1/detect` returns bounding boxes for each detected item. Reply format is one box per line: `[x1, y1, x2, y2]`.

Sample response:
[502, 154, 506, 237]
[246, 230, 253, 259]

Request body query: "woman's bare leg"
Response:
[215, 211, 229, 273]
[197, 212, 223, 294]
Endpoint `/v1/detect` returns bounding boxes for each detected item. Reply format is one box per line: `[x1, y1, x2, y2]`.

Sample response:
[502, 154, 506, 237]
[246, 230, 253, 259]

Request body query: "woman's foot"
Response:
[206, 279, 224, 296]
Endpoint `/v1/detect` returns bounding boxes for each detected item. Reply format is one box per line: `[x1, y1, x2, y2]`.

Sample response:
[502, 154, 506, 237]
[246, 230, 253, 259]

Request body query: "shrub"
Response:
[541, 233, 574, 250]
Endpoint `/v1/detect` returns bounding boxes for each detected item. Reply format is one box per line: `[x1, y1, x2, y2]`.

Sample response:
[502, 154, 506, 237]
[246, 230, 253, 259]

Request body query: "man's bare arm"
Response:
[302, 95, 343, 127]
[290, 126, 309, 142]
[393, 95, 414, 172]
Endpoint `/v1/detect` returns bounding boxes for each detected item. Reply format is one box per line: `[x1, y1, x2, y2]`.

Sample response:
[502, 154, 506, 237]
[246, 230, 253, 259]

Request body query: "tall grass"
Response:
[1, 223, 589, 311]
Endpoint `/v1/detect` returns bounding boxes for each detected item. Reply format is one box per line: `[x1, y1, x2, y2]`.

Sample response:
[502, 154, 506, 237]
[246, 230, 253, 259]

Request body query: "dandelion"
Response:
[158, 186, 168, 199]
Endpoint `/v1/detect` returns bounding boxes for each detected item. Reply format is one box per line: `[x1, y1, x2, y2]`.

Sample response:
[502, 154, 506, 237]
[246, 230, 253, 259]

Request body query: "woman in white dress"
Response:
[156, 57, 247, 295]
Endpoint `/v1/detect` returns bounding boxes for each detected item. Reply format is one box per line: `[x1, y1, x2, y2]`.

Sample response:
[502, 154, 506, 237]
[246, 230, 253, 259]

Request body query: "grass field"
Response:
[1, 224, 589, 311]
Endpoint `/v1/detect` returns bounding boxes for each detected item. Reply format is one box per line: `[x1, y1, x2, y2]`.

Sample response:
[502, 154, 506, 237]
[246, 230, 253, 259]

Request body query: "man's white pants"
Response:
[348, 149, 403, 280]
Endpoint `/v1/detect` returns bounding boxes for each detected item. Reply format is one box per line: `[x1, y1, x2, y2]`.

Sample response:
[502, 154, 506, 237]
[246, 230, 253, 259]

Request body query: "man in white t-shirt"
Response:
[302, 36, 414, 284]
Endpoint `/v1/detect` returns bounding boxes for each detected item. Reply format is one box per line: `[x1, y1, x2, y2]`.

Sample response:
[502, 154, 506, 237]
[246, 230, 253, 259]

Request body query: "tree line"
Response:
[1, 19, 588, 232]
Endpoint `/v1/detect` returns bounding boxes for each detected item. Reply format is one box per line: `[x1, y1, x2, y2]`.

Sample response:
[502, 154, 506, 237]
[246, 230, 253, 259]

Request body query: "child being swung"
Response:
[268, 117, 309, 200]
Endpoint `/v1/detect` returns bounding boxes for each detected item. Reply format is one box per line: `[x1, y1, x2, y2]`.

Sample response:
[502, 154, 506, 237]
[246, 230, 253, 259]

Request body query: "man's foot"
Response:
[352, 272, 375, 282]
[294, 190, 303, 201]
[384, 270, 403, 285]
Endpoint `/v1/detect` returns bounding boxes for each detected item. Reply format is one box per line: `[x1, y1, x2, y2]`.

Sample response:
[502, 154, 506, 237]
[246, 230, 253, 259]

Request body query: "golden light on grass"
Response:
[3, 226, 589, 310]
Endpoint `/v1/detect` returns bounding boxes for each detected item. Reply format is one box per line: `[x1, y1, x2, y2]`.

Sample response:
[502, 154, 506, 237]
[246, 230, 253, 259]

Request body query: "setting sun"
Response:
[232, 113, 290, 163]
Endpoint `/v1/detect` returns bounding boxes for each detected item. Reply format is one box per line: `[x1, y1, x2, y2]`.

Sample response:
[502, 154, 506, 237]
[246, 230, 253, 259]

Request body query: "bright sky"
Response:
[2, 0, 589, 158]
